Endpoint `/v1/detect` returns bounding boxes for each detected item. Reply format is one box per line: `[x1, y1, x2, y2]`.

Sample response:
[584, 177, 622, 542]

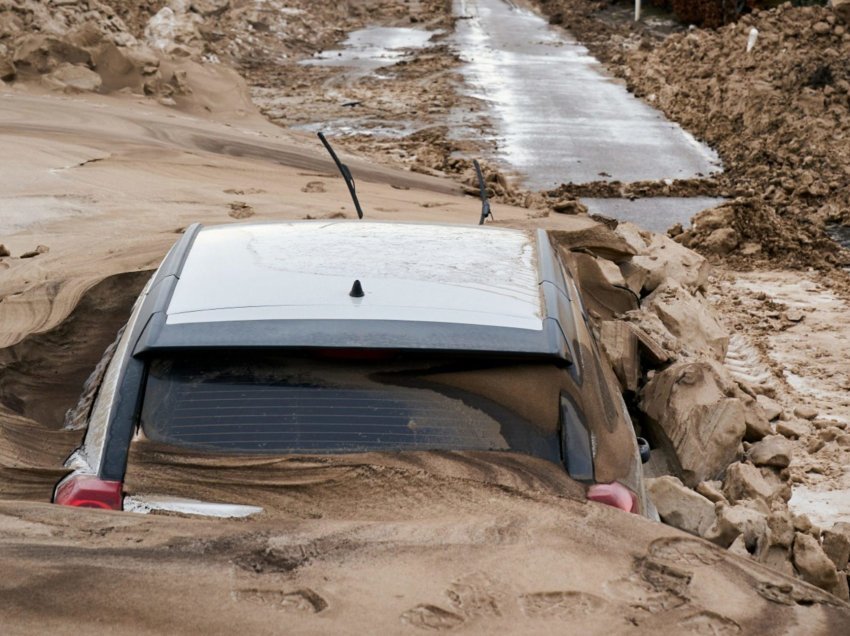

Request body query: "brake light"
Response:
[587, 482, 638, 514]
[54, 475, 123, 510]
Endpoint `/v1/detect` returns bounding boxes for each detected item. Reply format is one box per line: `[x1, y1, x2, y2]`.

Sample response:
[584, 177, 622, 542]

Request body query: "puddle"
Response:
[300, 26, 439, 77]
[581, 197, 726, 234]
[451, 0, 720, 189]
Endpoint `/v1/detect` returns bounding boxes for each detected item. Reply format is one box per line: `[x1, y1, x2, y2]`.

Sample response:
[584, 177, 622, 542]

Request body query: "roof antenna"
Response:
[473, 159, 493, 225]
[349, 279, 365, 298]
[317, 131, 364, 219]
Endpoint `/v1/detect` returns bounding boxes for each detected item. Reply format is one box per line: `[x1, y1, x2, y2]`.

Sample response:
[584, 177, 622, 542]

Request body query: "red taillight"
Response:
[587, 483, 638, 514]
[54, 475, 123, 510]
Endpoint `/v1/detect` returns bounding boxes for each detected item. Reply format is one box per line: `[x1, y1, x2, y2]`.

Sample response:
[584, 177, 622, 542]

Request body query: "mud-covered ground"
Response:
[3, 0, 850, 631]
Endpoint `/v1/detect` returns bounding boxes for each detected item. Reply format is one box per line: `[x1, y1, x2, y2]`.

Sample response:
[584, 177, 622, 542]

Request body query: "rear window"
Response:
[139, 351, 560, 462]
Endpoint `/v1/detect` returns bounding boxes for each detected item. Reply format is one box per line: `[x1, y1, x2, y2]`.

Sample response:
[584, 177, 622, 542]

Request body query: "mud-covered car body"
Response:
[55, 221, 649, 514]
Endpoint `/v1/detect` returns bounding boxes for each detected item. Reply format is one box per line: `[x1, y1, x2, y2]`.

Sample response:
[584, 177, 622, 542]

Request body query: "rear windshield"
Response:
[139, 351, 560, 462]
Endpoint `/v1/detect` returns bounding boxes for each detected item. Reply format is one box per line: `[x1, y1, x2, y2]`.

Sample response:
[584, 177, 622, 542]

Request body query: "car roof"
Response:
[131, 221, 578, 360]
[166, 221, 543, 330]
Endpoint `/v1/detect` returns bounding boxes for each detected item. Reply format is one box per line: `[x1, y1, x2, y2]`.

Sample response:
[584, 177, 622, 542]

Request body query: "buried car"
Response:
[55, 221, 651, 515]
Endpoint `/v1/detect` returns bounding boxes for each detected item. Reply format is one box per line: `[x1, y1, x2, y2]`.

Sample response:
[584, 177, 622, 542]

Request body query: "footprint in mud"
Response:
[301, 180, 326, 193]
[518, 591, 612, 620]
[647, 537, 725, 568]
[446, 572, 504, 618]
[233, 588, 328, 614]
[400, 604, 465, 631]
[602, 555, 694, 615]
[679, 611, 741, 635]
[637, 557, 693, 599]
[603, 575, 688, 614]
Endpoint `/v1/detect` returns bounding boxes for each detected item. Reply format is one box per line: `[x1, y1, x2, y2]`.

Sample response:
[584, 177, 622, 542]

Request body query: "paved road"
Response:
[453, 0, 720, 189]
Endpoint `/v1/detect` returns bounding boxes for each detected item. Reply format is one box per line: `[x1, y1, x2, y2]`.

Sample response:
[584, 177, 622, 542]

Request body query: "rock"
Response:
[617, 260, 649, 296]
[190, 0, 231, 17]
[19, 245, 49, 259]
[624, 310, 678, 364]
[667, 223, 684, 238]
[696, 480, 727, 504]
[747, 435, 793, 468]
[569, 252, 638, 320]
[785, 309, 804, 322]
[640, 361, 746, 487]
[43, 63, 102, 93]
[600, 321, 640, 392]
[0, 244, 9, 257]
[701, 227, 739, 255]
[740, 393, 772, 442]
[768, 511, 796, 548]
[550, 224, 637, 261]
[822, 523, 850, 570]
[756, 394, 783, 421]
[13, 35, 91, 75]
[794, 405, 818, 420]
[812, 21, 831, 35]
[793, 514, 817, 537]
[643, 281, 728, 360]
[693, 204, 734, 233]
[551, 198, 588, 215]
[728, 534, 751, 559]
[834, 0, 850, 24]
[793, 532, 840, 593]
[0, 58, 15, 82]
[647, 476, 716, 537]
[596, 257, 626, 288]
[763, 545, 795, 577]
[630, 231, 711, 293]
[777, 419, 809, 439]
[66, 21, 105, 49]
[612, 221, 649, 254]
[704, 502, 768, 549]
[723, 461, 777, 504]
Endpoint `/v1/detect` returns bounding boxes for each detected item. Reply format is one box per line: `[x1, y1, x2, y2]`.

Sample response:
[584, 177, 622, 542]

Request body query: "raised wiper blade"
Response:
[317, 131, 364, 219]
[473, 159, 493, 225]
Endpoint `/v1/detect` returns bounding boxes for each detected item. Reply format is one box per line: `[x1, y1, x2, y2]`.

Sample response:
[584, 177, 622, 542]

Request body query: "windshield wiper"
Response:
[473, 159, 493, 225]
[317, 131, 364, 219]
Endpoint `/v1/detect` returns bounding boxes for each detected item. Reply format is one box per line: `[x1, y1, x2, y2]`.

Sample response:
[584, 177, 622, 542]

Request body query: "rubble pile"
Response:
[535, 0, 850, 267]
[0, 0, 196, 100]
[623, 4, 850, 265]
[556, 216, 850, 600]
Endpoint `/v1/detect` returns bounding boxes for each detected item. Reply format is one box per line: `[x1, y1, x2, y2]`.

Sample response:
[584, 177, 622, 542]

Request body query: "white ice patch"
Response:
[124, 495, 263, 518]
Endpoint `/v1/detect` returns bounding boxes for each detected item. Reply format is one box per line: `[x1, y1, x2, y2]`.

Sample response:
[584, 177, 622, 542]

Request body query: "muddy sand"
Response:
[1, 66, 848, 632]
[3, 0, 850, 631]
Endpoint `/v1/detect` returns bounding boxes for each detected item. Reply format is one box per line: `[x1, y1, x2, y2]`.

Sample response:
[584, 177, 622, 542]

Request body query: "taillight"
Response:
[587, 482, 638, 514]
[54, 475, 123, 510]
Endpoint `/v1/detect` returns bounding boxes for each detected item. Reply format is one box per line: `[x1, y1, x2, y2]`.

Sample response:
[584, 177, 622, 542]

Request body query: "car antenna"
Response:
[473, 159, 493, 225]
[317, 131, 364, 219]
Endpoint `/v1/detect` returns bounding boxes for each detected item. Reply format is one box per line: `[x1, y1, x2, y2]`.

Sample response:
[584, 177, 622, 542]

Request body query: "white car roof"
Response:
[165, 221, 544, 331]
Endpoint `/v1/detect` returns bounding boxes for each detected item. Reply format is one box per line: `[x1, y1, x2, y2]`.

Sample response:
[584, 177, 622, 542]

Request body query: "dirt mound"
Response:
[623, 5, 850, 265]
[534, 1, 850, 268]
